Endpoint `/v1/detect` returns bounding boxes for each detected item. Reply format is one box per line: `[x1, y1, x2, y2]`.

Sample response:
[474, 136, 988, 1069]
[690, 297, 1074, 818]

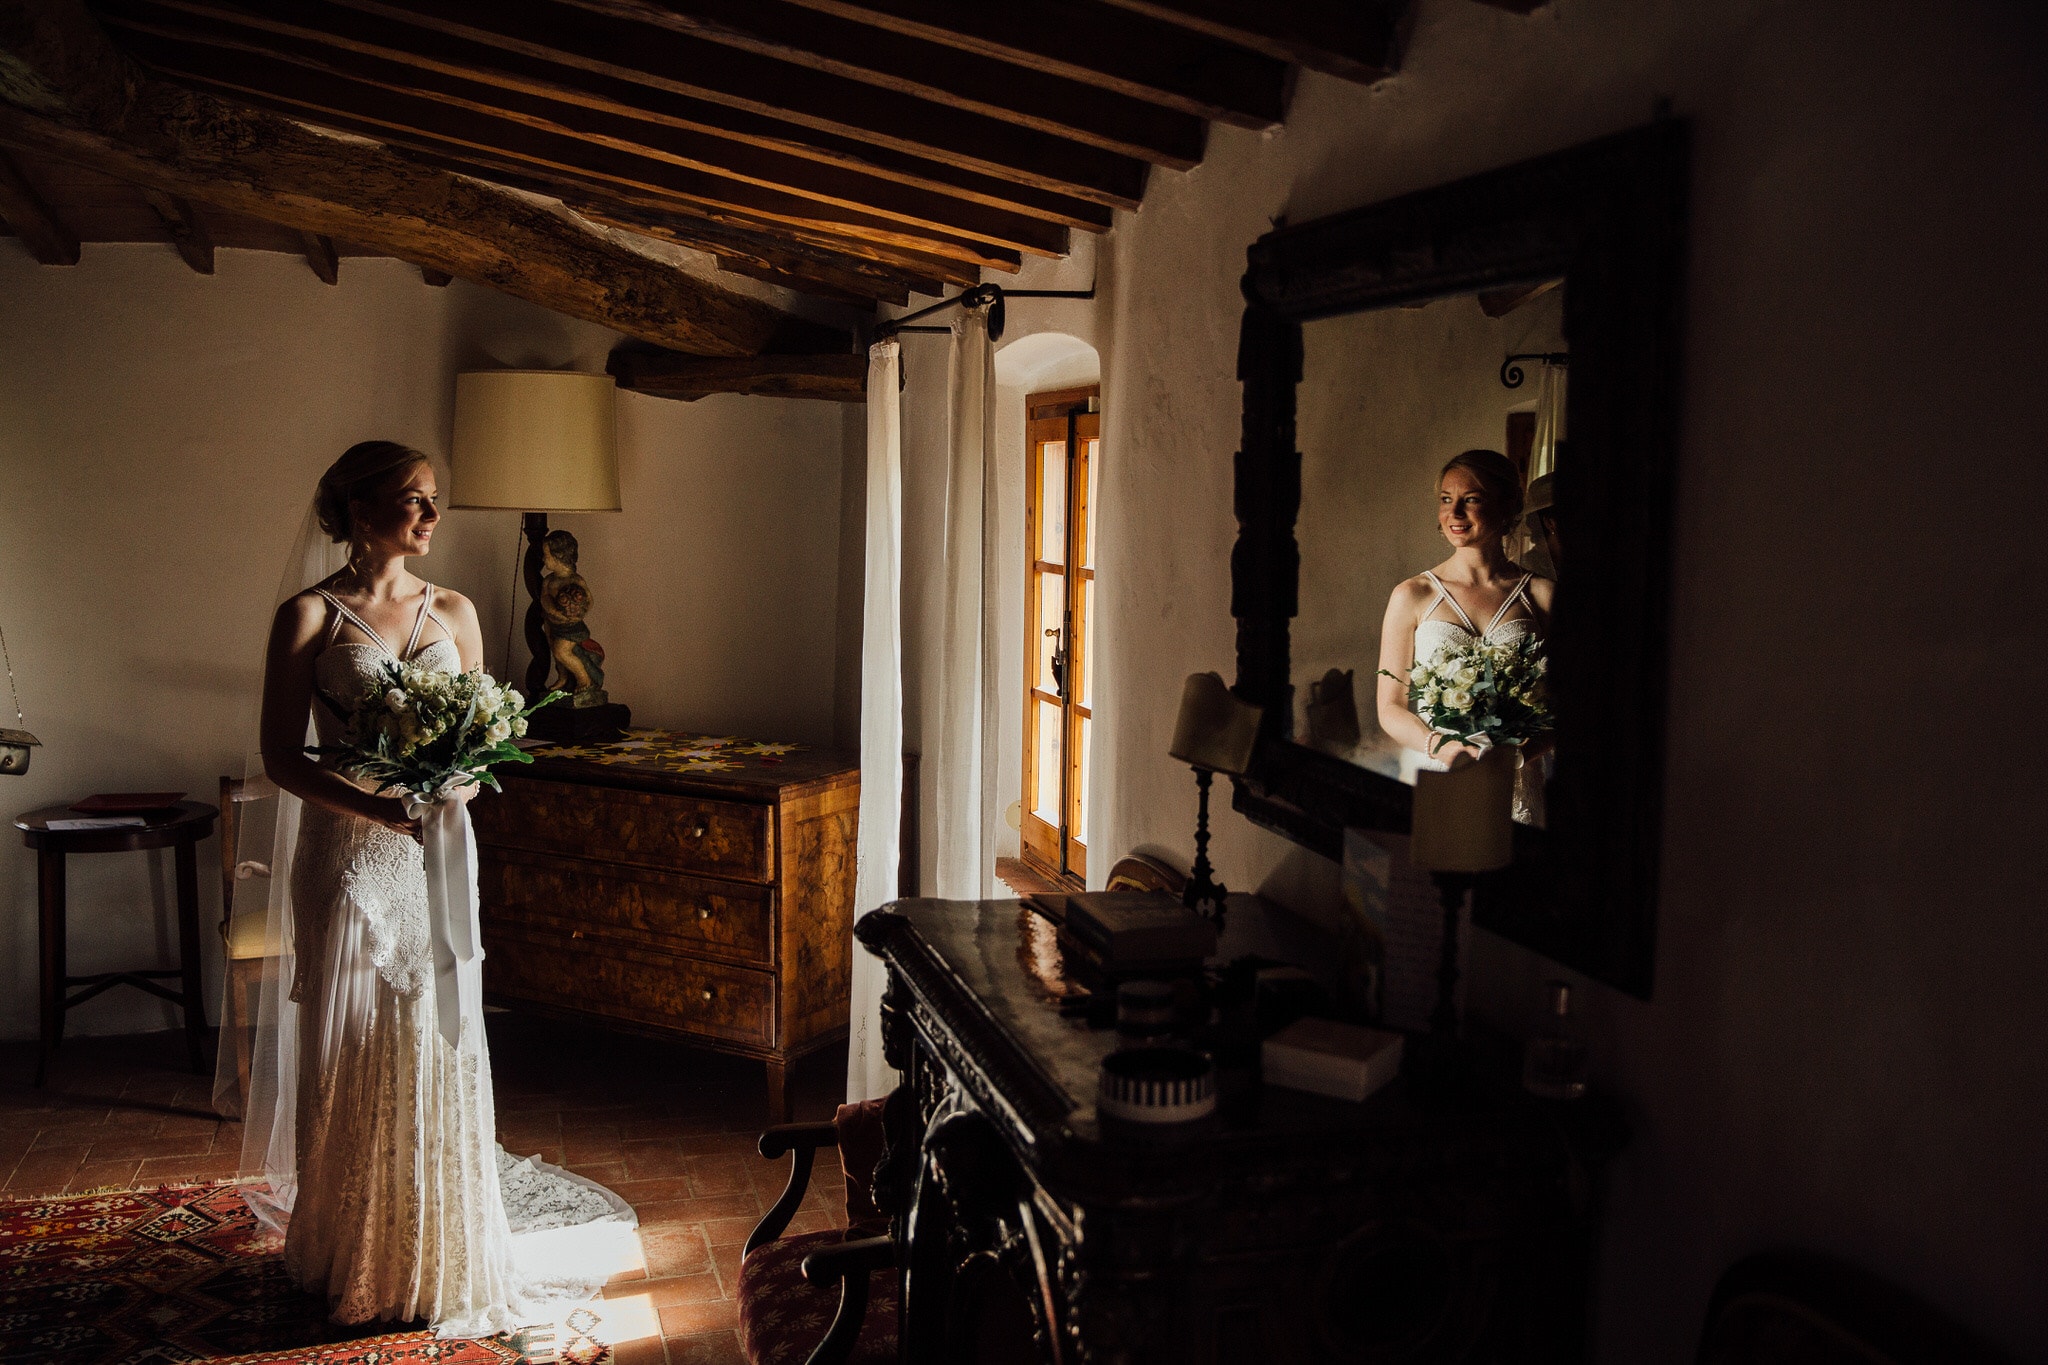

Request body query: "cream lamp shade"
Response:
[449, 370, 621, 511]
[1168, 672, 1263, 776]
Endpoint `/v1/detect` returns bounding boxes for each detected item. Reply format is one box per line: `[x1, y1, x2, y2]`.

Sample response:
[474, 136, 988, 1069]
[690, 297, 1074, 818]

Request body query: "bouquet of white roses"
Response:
[314, 660, 562, 798]
[1385, 634, 1552, 752]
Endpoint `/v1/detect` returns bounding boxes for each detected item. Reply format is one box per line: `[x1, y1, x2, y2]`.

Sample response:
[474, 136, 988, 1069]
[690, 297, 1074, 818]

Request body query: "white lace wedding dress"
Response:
[283, 587, 636, 1337]
[1413, 570, 1547, 826]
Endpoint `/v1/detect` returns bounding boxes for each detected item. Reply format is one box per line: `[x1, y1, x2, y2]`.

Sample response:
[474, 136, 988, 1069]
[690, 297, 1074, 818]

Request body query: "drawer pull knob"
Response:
[698, 908, 712, 920]
[701, 987, 716, 1001]
[572, 929, 585, 939]
[688, 823, 707, 839]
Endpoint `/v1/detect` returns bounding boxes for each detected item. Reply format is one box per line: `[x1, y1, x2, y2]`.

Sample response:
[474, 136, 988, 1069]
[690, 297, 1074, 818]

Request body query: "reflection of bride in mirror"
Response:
[1376, 449, 1554, 816]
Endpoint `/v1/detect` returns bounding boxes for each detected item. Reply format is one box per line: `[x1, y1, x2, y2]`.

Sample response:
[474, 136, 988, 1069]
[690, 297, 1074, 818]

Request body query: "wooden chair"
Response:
[216, 773, 282, 1116]
[737, 1097, 899, 1365]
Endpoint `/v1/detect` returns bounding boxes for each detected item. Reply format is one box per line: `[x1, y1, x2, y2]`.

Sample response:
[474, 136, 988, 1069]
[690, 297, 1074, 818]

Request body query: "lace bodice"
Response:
[1412, 569, 1542, 669]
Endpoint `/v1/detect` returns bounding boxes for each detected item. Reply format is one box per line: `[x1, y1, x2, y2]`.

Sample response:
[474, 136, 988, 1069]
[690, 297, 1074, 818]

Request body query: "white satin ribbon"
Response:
[405, 780, 481, 1049]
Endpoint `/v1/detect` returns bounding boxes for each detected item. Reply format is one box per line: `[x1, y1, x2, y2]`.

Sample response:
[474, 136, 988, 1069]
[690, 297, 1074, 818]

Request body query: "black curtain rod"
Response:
[872, 282, 1095, 342]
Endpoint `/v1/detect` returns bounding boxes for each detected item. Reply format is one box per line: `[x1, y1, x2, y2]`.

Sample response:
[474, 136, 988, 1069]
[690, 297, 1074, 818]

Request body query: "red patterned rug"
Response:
[0, 1181, 608, 1364]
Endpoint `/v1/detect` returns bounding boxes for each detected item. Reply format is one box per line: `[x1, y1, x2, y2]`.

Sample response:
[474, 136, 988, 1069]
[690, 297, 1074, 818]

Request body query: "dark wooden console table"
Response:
[856, 898, 1623, 1364]
[470, 730, 858, 1123]
[15, 800, 217, 1087]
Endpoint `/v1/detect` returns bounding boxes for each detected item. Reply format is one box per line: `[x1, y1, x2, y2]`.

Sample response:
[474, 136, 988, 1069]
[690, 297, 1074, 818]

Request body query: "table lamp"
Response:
[450, 369, 629, 743]
[1167, 672, 1263, 926]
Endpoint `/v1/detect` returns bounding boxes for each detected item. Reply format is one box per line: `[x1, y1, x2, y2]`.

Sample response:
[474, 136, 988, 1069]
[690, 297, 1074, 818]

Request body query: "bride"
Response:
[1375, 449, 1553, 808]
[239, 440, 634, 1336]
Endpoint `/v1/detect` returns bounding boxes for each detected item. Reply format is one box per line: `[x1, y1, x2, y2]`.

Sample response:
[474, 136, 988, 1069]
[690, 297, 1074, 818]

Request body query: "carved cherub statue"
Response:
[538, 530, 609, 706]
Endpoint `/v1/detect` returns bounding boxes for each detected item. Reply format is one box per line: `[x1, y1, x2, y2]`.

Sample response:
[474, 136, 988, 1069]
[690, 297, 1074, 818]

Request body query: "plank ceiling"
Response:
[0, 0, 1436, 396]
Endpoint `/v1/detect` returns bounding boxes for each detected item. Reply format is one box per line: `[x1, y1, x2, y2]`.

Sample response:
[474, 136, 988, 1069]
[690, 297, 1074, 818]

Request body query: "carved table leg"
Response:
[35, 848, 64, 1088]
[174, 838, 208, 1075]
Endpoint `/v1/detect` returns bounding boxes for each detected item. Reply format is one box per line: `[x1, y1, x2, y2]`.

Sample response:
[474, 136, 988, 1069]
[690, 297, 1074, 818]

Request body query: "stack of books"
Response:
[1261, 1017, 1405, 1103]
[1051, 891, 1217, 985]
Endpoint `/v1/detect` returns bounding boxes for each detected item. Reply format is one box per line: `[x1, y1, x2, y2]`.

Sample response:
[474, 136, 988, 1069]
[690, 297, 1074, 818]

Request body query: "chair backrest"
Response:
[834, 1097, 890, 1226]
[1699, 1253, 2012, 1365]
[218, 773, 279, 951]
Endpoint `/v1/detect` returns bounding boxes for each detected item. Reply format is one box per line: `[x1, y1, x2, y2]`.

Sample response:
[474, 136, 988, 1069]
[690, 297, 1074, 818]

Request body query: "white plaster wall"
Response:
[1082, 0, 2048, 1358]
[0, 246, 851, 1041]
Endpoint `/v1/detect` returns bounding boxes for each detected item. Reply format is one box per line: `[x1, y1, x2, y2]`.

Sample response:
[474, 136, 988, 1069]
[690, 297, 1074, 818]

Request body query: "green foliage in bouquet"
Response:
[1382, 633, 1552, 750]
[312, 659, 564, 798]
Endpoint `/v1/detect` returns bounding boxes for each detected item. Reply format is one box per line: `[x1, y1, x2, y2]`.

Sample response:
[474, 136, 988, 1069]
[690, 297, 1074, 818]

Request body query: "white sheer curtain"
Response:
[847, 338, 903, 1102]
[933, 304, 999, 902]
[1531, 360, 1568, 481]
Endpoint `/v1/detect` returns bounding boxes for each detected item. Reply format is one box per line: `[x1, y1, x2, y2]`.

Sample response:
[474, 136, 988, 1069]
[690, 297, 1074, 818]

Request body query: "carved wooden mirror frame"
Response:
[1229, 121, 1689, 998]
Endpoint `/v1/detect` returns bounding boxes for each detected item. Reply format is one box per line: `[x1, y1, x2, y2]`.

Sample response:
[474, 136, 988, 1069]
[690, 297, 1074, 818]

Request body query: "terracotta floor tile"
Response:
[83, 1130, 209, 1162]
[33, 1119, 137, 1149]
[567, 1160, 629, 1185]
[614, 1176, 697, 1205]
[623, 1271, 724, 1309]
[67, 1158, 142, 1192]
[699, 1216, 756, 1248]
[135, 1153, 244, 1183]
[663, 1329, 744, 1365]
[563, 1127, 622, 1164]
[6, 1146, 87, 1193]
[638, 1225, 714, 1279]
[684, 1156, 752, 1198]
[657, 1298, 739, 1338]
[634, 1193, 762, 1226]
[708, 1244, 744, 1297]
[781, 1209, 833, 1237]
[675, 1133, 761, 1158]
[609, 1334, 669, 1365]
[622, 1141, 694, 1181]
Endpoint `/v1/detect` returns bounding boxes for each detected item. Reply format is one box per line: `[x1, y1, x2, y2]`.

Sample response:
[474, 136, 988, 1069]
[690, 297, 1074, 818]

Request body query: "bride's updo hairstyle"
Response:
[315, 440, 430, 544]
[1439, 448, 1524, 542]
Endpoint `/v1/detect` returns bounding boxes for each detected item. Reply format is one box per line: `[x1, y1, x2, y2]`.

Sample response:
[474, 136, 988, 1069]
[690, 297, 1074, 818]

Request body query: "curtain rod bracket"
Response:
[1500, 352, 1569, 389]
[873, 282, 1096, 343]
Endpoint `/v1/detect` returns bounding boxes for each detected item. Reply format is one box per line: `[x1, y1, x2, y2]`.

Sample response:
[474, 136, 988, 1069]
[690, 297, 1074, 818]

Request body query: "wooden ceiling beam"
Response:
[562, 0, 1209, 163]
[166, 68, 1006, 283]
[608, 347, 868, 403]
[106, 14, 1068, 259]
[0, 0, 845, 356]
[137, 184, 212, 270]
[322, 0, 1152, 209]
[0, 147, 81, 262]
[105, 0, 1122, 226]
[769, 0, 1291, 129]
[1091, 0, 1410, 85]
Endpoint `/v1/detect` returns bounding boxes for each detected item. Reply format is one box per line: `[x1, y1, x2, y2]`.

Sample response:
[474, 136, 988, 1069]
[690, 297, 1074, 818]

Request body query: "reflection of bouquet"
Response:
[314, 661, 562, 797]
[1384, 635, 1551, 750]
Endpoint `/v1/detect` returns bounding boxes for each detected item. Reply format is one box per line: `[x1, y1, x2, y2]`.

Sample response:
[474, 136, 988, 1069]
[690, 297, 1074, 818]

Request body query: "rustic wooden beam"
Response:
[608, 346, 868, 403]
[562, 0, 1210, 162]
[322, 0, 1153, 208]
[771, 0, 1291, 129]
[1466, 0, 1549, 12]
[1091, 0, 1410, 84]
[137, 184, 212, 270]
[0, 0, 846, 355]
[108, 18, 1060, 261]
[0, 147, 80, 261]
[110, 0, 1126, 223]
[299, 228, 336, 282]
[421, 265, 450, 285]
[167, 70, 999, 287]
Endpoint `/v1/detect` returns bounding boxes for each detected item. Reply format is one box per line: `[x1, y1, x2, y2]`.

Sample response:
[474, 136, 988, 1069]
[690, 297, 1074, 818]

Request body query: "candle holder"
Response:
[1166, 673, 1263, 933]
[1182, 767, 1227, 927]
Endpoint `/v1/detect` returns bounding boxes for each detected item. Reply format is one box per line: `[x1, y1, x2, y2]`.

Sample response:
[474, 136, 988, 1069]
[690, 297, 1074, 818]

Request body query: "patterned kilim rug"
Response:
[0, 1181, 609, 1365]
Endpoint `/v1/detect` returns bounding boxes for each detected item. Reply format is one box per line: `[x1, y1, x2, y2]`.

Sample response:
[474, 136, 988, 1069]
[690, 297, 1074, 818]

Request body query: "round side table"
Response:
[14, 800, 218, 1087]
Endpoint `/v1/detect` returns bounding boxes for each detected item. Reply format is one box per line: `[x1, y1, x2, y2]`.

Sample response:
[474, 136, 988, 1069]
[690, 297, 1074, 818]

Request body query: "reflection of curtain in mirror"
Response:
[1530, 360, 1568, 482]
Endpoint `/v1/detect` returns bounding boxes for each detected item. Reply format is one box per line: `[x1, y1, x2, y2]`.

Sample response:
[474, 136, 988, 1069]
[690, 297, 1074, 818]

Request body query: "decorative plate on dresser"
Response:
[469, 729, 859, 1121]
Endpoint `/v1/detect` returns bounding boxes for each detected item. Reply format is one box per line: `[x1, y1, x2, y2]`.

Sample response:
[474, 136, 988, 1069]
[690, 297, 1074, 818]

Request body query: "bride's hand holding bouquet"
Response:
[1382, 632, 1552, 767]
[313, 660, 562, 810]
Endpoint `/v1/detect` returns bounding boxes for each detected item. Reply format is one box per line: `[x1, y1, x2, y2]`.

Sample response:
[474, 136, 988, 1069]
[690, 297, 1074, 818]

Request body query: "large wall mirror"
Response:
[1230, 122, 1689, 998]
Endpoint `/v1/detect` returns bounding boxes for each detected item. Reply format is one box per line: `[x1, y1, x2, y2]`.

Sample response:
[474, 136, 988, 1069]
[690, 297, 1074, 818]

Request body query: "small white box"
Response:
[1262, 1017, 1405, 1103]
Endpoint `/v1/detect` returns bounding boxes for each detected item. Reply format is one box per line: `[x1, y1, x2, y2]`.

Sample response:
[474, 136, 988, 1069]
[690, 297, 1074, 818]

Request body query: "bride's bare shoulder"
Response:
[1386, 573, 1438, 615]
[430, 585, 480, 623]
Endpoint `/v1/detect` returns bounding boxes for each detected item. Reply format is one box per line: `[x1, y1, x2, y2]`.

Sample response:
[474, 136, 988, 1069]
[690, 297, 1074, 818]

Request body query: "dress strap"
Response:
[402, 585, 434, 658]
[1421, 571, 1480, 632]
[1484, 574, 1535, 634]
[311, 587, 392, 657]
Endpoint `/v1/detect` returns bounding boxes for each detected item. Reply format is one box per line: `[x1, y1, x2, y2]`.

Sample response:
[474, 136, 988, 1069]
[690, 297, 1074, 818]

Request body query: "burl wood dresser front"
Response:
[469, 734, 860, 1121]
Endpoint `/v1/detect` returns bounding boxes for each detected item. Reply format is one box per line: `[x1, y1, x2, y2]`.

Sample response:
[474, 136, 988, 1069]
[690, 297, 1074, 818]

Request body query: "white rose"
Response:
[1443, 686, 1473, 712]
[384, 688, 408, 711]
[512, 716, 528, 738]
[507, 689, 524, 709]
[486, 721, 511, 744]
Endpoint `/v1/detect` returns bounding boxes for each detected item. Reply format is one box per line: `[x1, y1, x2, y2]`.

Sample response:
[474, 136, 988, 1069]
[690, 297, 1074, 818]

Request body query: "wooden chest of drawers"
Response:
[469, 733, 860, 1121]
